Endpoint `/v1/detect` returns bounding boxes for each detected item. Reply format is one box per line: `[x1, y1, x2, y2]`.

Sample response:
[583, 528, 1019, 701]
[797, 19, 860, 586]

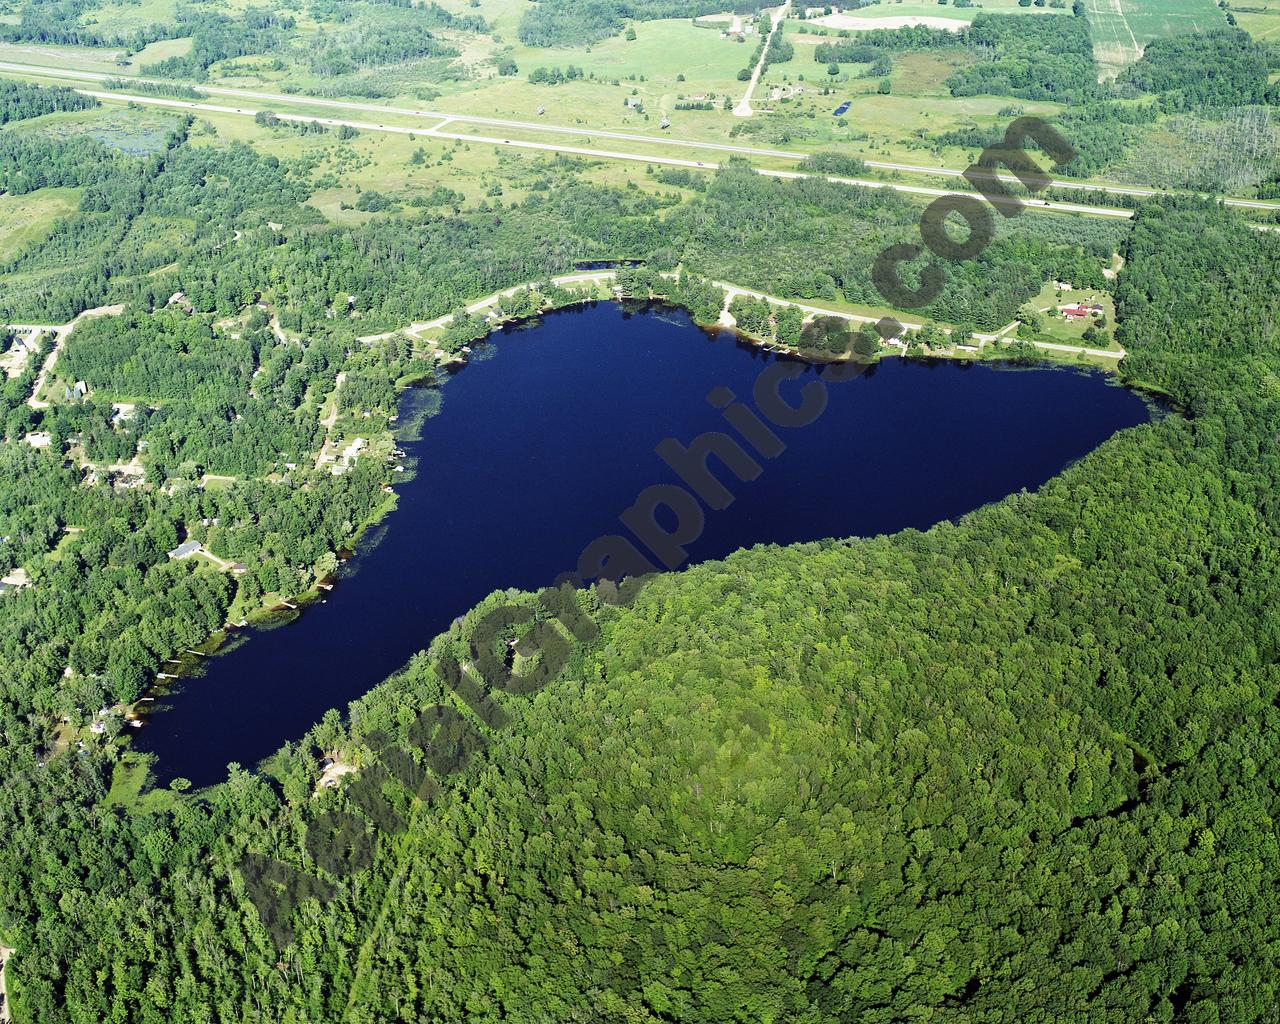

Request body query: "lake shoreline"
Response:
[126, 302, 1150, 790]
[121, 289, 1133, 764]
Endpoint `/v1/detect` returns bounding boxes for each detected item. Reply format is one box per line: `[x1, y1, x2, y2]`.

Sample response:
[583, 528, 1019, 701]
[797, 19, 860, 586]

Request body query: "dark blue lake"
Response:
[135, 301, 1150, 787]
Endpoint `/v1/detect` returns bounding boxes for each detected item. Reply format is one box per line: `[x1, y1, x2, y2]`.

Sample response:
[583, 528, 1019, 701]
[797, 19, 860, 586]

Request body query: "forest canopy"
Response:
[2, 199, 1277, 1023]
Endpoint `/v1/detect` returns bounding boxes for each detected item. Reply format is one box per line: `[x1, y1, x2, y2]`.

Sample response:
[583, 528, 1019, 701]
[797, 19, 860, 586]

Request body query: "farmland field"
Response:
[1086, 0, 1227, 78]
[1228, 0, 1280, 40]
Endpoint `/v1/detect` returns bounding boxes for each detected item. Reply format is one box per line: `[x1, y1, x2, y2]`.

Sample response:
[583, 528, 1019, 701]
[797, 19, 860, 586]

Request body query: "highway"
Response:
[8, 75, 1135, 220]
[1, 58, 1277, 215]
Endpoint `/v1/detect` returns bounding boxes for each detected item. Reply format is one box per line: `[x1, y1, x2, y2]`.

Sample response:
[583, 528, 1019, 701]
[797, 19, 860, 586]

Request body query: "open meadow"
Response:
[0, 187, 80, 260]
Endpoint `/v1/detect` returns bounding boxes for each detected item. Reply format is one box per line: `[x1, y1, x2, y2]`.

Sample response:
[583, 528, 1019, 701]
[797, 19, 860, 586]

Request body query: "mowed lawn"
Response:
[0, 187, 81, 260]
[1086, 0, 1226, 78]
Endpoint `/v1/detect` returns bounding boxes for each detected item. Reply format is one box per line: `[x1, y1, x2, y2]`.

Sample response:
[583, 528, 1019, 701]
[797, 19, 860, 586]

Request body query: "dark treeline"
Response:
[103, 77, 206, 100]
[816, 12, 1097, 101]
[0, 79, 99, 125]
[948, 12, 1097, 100]
[813, 23, 966, 60]
[798, 151, 869, 176]
[929, 101, 1160, 177]
[305, 21, 458, 77]
[144, 7, 296, 80]
[1119, 27, 1280, 110]
[2, 198, 1278, 1022]
[518, 0, 769, 47]
[307, 0, 486, 32]
[0, 130, 134, 196]
[527, 64, 586, 84]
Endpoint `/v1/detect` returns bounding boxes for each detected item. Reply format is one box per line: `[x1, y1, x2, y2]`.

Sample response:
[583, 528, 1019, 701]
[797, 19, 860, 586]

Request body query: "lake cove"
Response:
[134, 301, 1151, 788]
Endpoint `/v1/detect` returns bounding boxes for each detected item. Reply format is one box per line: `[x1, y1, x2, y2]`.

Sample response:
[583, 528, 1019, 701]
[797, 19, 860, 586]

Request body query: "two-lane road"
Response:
[0, 58, 1276, 216]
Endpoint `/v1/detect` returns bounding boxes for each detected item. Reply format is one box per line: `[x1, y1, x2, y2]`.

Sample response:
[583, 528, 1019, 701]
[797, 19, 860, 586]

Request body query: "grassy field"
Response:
[127, 35, 193, 68]
[434, 18, 755, 125]
[1227, 0, 1280, 40]
[186, 107, 695, 216]
[0, 187, 81, 259]
[501, 17, 750, 83]
[80, 0, 178, 38]
[103, 756, 181, 811]
[0, 39, 128, 73]
[1086, 0, 1226, 78]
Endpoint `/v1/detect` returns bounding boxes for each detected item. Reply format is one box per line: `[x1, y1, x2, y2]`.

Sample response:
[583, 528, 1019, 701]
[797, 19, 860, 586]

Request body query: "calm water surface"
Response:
[136, 302, 1149, 787]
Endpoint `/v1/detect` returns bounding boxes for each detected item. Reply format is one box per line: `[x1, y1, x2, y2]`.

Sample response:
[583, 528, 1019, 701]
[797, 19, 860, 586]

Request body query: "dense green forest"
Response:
[0, 117, 1118, 336]
[0, 79, 98, 124]
[947, 12, 1097, 100]
[812, 24, 961, 61]
[815, 11, 1098, 102]
[2, 59, 1279, 1022]
[0, 90, 1132, 793]
[1119, 28, 1280, 110]
[0, 197, 1276, 1022]
[929, 101, 1160, 179]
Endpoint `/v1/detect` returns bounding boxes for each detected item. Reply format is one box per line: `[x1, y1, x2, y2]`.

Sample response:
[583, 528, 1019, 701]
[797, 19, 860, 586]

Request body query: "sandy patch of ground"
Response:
[317, 756, 357, 792]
